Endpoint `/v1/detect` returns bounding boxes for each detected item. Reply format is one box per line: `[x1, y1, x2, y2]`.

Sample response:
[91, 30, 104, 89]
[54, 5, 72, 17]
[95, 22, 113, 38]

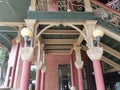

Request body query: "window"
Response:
[58, 64, 71, 90]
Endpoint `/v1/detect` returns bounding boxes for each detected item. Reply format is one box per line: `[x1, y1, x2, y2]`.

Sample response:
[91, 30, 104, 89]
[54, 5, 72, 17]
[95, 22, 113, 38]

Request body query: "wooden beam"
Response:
[43, 39, 76, 44]
[97, 25, 120, 42]
[44, 45, 73, 49]
[105, 68, 119, 73]
[36, 21, 85, 25]
[42, 30, 80, 35]
[0, 22, 25, 27]
[100, 43, 120, 59]
[102, 56, 120, 70]
[46, 50, 70, 55]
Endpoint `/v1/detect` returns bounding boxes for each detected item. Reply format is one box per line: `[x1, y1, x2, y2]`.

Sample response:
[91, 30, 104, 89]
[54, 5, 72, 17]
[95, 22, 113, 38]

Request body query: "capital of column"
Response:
[75, 60, 84, 69]
[87, 47, 103, 61]
[35, 61, 43, 70]
[20, 47, 34, 61]
[41, 63, 47, 73]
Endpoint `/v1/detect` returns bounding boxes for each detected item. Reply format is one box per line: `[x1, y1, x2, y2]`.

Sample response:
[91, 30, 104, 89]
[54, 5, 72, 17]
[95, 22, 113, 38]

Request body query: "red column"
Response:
[93, 60, 105, 90]
[20, 61, 31, 90]
[78, 69, 84, 90]
[70, 54, 75, 87]
[35, 69, 41, 90]
[40, 72, 45, 90]
[9, 43, 20, 88]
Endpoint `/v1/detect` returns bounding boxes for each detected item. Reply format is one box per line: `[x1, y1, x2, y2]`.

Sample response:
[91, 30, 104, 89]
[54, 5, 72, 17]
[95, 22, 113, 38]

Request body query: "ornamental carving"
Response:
[20, 47, 34, 61]
[87, 47, 103, 61]
[75, 60, 84, 69]
[91, 1, 120, 29]
[41, 63, 47, 73]
[35, 61, 43, 69]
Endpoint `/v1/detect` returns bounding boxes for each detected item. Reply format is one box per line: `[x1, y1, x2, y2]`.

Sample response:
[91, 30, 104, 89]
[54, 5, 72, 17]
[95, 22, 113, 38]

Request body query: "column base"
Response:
[71, 86, 76, 90]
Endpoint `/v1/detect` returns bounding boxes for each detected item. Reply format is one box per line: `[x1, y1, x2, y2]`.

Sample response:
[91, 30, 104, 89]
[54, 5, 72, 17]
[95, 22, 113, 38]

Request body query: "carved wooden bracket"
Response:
[87, 47, 103, 61]
[20, 47, 34, 61]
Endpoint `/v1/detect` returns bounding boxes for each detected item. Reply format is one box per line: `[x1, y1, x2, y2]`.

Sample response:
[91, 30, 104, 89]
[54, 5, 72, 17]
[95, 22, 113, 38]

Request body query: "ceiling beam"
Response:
[37, 21, 85, 25]
[43, 39, 76, 44]
[46, 50, 70, 55]
[44, 45, 73, 49]
[105, 68, 119, 74]
[0, 30, 17, 33]
[97, 25, 120, 42]
[100, 43, 120, 59]
[42, 30, 80, 35]
[0, 22, 25, 27]
[102, 56, 120, 70]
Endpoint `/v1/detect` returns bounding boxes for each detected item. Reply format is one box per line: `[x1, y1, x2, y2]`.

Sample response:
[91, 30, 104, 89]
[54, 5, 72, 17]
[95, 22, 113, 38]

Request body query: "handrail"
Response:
[90, 0, 120, 28]
[106, 0, 120, 11]
[106, 0, 119, 6]
[91, 0, 120, 15]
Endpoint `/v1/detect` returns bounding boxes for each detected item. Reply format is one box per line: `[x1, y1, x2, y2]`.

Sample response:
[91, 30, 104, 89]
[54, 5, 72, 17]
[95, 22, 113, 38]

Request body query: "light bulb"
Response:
[21, 27, 33, 38]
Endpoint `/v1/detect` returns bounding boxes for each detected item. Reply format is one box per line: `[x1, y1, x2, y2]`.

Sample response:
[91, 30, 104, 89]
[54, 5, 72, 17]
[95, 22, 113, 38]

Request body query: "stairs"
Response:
[90, 0, 120, 35]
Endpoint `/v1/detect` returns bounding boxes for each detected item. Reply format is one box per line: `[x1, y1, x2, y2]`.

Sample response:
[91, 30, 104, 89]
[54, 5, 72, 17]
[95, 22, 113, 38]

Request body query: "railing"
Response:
[106, 0, 120, 11]
[91, 0, 120, 29]
[35, 0, 85, 12]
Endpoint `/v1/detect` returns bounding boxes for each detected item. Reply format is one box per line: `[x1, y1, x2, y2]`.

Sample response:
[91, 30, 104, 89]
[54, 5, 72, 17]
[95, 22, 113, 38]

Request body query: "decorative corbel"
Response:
[74, 45, 84, 69]
[87, 47, 103, 61]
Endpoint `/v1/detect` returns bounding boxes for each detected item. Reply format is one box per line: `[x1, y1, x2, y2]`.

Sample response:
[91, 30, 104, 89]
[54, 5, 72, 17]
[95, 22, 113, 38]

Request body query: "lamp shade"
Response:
[21, 27, 33, 38]
[92, 28, 104, 38]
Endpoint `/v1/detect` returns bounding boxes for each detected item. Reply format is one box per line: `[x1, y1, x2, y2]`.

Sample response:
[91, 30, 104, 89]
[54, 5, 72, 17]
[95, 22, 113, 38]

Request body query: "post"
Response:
[70, 54, 76, 90]
[74, 46, 84, 90]
[9, 43, 20, 88]
[87, 47, 105, 90]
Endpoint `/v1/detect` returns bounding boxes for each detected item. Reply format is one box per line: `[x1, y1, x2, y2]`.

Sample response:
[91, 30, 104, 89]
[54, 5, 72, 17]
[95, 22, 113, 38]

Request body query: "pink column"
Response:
[70, 54, 75, 87]
[35, 69, 41, 90]
[78, 69, 84, 90]
[9, 43, 20, 88]
[92, 60, 105, 90]
[20, 61, 31, 90]
[40, 72, 45, 90]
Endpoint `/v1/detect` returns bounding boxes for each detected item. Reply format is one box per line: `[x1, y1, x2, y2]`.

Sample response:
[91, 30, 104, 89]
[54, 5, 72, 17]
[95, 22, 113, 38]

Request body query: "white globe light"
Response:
[21, 28, 33, 38]
[93, 28, 104, 38]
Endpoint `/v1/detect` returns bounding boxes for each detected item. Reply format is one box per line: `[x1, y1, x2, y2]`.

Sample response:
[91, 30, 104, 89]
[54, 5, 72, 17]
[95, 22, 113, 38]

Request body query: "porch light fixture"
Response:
[21, 27, 33, 38]
[20, 27, 34, 61]
[21, 27, 33, 47]
[92, 27, 104, 46]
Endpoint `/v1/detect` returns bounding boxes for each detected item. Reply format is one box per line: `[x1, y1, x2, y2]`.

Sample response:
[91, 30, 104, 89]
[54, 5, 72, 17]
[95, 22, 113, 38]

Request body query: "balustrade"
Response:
[91, 0, 120, 29]
[35, 0, 85, 12]
[106, 0, 120, 11]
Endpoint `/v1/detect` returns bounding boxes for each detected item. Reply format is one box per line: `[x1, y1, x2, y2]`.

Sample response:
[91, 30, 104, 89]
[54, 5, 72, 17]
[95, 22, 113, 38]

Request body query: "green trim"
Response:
[97, 19, 120, 35]
[27, 11, 95, 21]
